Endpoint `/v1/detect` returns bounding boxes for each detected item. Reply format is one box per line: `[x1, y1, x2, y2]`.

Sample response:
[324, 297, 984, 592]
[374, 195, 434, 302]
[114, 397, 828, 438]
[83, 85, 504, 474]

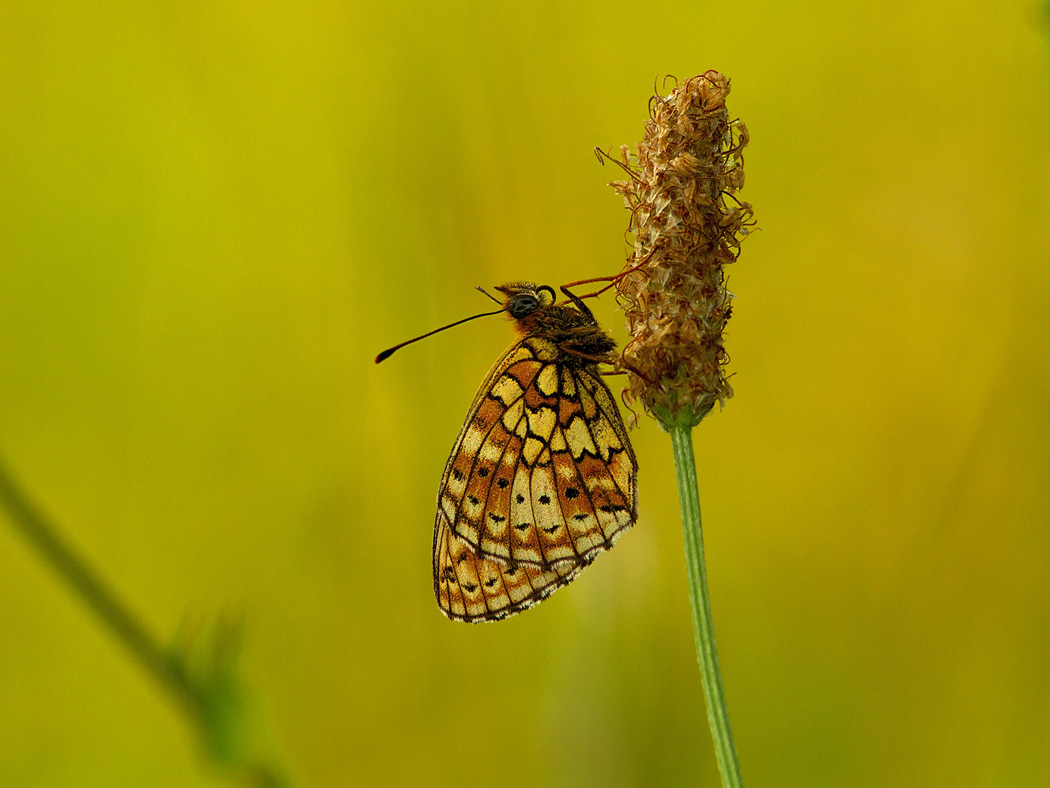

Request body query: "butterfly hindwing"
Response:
[435, 338, 637, 602]
[434, 515, 590, 623]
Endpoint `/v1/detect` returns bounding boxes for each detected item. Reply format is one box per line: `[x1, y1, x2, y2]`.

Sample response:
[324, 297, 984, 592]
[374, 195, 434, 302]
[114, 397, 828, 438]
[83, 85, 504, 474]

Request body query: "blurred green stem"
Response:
[0, 455, 195, 709]
[0, 454, 292, 788]
[668, 424, 744, 788]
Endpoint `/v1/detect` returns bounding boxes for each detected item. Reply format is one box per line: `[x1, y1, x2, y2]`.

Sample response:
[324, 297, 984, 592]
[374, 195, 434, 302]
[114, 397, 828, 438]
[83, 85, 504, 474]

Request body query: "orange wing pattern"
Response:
[434, 518, 590, 622]
[434, 335, 637, 622]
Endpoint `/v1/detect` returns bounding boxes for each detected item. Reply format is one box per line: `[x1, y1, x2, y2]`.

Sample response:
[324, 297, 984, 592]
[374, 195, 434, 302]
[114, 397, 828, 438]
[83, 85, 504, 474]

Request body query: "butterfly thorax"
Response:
[496, 282, 617, 366]
[517, 305, 616, 364]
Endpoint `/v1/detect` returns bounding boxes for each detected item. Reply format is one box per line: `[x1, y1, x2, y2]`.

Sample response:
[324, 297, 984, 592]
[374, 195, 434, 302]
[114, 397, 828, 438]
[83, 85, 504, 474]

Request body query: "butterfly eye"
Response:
[508, 293, 540, 319]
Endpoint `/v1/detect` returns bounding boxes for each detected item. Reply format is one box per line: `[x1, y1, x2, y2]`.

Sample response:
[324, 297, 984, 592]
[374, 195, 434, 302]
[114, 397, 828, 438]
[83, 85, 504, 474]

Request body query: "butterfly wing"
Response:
[433, 335, 637, 620]
[434, 517, 591, 622]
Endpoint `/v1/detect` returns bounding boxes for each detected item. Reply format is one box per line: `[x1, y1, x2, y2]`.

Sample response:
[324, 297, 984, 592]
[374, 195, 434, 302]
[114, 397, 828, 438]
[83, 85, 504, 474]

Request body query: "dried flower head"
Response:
[609, 72, 753, 429]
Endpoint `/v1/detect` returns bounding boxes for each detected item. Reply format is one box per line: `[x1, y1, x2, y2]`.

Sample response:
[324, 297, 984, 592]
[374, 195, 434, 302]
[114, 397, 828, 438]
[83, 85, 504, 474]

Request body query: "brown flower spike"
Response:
[609, 72, 753, 428]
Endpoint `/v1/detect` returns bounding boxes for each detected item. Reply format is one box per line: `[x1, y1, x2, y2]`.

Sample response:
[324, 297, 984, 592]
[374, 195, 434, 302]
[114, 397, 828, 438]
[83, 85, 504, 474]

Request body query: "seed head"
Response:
[609, 72, 753, 429]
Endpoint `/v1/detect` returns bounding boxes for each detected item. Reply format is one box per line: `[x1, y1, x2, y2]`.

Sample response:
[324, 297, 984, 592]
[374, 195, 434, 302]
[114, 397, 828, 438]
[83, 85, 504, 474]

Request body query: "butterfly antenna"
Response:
[375, 307, 504, 363]
[475, 285, 502, 306]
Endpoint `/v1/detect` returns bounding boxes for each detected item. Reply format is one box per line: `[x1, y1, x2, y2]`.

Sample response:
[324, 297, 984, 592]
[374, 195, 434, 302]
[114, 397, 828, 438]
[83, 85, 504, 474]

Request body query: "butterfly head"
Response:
[494, 282, 557, 320]
[492, 282, 612, 360]
[377, 279, 604, 365]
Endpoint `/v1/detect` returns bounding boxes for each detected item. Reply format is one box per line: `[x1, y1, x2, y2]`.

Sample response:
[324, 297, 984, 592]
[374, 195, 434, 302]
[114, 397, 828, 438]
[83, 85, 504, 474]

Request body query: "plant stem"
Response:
[669, 424, 744, 788]
[0, 455, 199, 713]
[0, 454, 292, 788]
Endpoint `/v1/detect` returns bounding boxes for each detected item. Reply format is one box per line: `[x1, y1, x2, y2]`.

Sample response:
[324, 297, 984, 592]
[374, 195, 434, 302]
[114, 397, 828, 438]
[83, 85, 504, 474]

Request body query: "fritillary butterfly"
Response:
[379, 282, 637, 622]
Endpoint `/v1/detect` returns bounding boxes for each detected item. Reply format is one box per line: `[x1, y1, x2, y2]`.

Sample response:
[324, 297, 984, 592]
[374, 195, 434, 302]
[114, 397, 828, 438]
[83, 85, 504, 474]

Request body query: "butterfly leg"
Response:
[560, 253, 655, 302]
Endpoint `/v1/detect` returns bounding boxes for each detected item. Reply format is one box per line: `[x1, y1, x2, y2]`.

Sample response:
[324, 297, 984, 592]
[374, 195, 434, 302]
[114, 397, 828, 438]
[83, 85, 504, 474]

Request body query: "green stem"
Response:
[669, 424, 744, 788]
[0, 455, 199, 714]
[0, 454, 292, 788]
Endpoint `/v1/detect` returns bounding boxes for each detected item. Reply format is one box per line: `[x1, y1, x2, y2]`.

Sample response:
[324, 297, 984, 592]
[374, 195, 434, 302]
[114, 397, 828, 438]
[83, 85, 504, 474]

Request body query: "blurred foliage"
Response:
[2, 1, 1049, 787]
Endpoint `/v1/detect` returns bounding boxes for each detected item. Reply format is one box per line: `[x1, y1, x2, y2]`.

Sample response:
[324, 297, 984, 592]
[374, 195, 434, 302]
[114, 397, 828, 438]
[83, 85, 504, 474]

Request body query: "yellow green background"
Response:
[2, 2, 1048, 786]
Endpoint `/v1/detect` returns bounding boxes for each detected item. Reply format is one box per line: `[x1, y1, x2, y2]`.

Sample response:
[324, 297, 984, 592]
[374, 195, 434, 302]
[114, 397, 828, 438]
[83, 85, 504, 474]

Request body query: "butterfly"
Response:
[378, 282, 637, 622]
